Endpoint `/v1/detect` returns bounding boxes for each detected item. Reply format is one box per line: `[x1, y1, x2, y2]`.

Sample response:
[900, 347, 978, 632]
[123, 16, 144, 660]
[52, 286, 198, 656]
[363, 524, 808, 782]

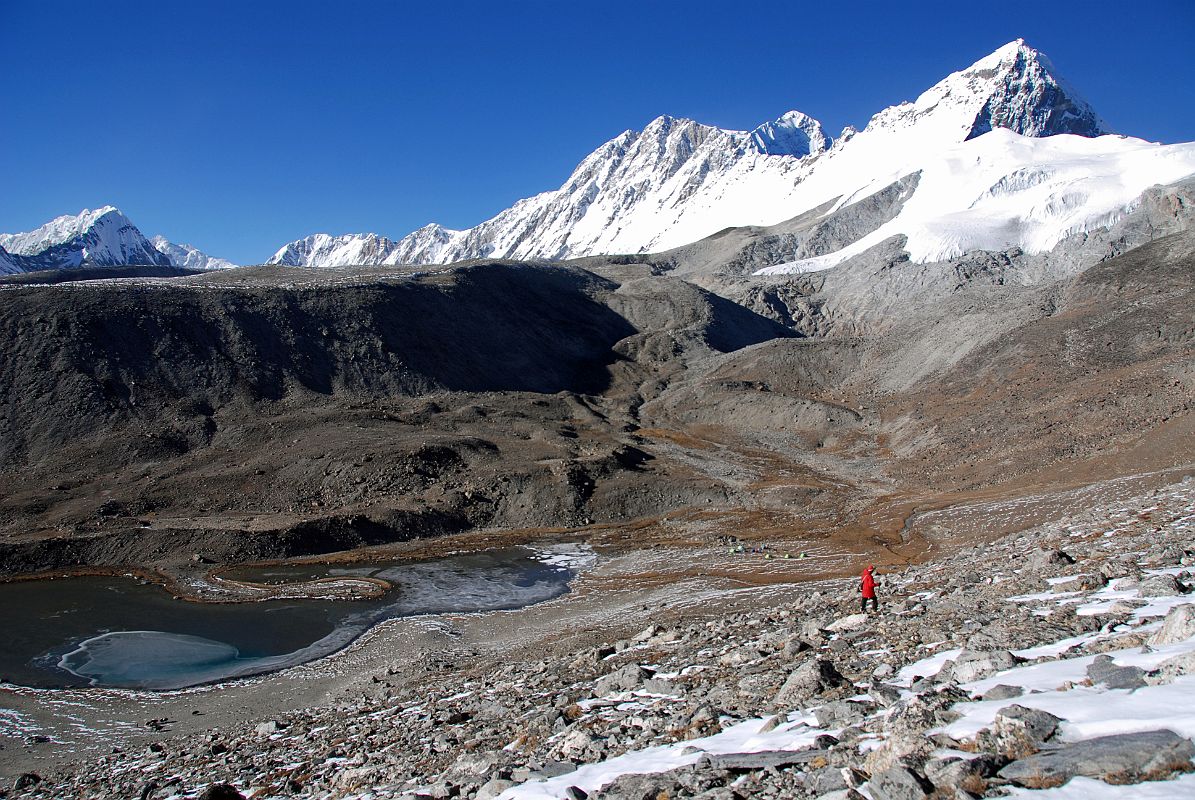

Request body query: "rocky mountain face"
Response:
[0, 244, 21, 274]
[0, 207, 235, 274]
[270, 40, 1147, 270]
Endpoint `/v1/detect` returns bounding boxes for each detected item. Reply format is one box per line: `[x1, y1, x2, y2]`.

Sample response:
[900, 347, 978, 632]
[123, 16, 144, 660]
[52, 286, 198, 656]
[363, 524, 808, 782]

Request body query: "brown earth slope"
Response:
[0, 232, 1191, 578]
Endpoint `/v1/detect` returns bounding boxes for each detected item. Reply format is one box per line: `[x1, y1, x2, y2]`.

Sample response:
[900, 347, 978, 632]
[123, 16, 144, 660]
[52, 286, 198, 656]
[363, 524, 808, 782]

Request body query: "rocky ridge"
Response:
[10, 476, 1195, 799]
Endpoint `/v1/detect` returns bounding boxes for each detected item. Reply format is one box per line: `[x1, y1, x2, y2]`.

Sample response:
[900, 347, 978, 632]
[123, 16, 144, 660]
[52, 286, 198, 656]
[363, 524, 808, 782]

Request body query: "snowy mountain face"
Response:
[268, 232, 408, 267]
[0, 206, 171, 272]
[149, 236, 238, 271]
[0, 244, 22, 276]
[0, 208, 237, 274]
[268, 39, 1190, 272]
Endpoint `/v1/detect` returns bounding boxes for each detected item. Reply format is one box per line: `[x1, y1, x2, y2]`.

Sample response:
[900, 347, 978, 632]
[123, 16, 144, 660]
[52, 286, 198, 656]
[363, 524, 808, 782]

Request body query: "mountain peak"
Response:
[0, 206, 129, 255]
[0, 205, 170, 270]
[955, 39, 1110, 139]
[150, 235, 237, 270]
[749, 110, 829, 157]
[852, 39, 1110, 151]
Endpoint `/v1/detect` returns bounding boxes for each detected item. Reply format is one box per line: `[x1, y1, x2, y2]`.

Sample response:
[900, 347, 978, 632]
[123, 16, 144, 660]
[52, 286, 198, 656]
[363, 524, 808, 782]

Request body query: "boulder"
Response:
[475, 778, 515, 800]
[1139, 574, 1188, 597]
[1086, 654, 1147, 690]
[254, 721, 282, 737]
[814, 699, 874, 728]
[1149, 604, 1195, 646]
[946, 650, 1021, 683]
[1028, 549, 1075, 571]
[924, 754, 1004, 795]
[450, 751, 500, 776]
[1051, 574, 1107, 592]
[869, 683, 902, 707]
[826, 613, 870, 632]
[197, 785, 246, 800]
[799, 619, 830, 640]
[981, 684, 1024, 701]
[867, 766, 932, 800]
[1150, 649, 1195, 684]
[802, 766, 864, 794]
[783, 637, 814, 658]
[998, 729, 1195, 788]
[593, 664, 650, 696]
[775, 658, 848, 708]
[977, 704, 1061, 759]
[553, 728, 597, 759]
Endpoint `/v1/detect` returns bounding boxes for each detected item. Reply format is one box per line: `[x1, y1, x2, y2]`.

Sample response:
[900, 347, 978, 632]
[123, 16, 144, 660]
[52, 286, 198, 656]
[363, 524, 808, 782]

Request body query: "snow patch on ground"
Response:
[496, 714, 828, 800]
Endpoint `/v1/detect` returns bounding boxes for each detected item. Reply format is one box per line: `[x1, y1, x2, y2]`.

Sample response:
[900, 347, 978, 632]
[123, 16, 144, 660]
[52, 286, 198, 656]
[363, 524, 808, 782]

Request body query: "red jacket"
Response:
[861, 568, 876, 598]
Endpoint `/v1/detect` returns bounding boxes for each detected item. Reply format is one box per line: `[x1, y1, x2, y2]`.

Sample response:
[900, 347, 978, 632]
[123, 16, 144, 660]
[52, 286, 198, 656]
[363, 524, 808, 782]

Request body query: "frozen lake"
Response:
[0, 546, 586, 690]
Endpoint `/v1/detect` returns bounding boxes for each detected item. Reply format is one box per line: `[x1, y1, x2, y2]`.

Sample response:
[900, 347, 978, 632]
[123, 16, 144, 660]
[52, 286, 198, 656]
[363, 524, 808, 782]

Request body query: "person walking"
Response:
[860, 565, 878, 613]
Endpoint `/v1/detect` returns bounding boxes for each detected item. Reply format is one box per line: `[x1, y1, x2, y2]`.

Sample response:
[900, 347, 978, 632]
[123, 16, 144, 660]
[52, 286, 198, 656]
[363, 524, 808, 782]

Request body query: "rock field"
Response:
[8, 476, 1194, 799]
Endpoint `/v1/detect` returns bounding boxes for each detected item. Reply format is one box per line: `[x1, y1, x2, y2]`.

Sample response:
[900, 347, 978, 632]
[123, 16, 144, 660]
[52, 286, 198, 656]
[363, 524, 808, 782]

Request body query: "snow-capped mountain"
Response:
[149, 236, 238, 271]
[268, 39, 1189, 271]
[0, 206, 171, 272]
[269, 232, 407, 268]
[0, 206, 237, 274]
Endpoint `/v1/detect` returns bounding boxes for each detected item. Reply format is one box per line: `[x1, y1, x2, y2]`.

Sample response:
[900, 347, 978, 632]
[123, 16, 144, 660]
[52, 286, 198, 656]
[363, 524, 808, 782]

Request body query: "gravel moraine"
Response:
[7, 477, 1195, 800]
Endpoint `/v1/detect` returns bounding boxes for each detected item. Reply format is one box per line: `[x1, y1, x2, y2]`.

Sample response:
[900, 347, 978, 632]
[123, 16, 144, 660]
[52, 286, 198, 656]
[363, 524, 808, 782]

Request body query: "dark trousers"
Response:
[861, 596, 878, 613]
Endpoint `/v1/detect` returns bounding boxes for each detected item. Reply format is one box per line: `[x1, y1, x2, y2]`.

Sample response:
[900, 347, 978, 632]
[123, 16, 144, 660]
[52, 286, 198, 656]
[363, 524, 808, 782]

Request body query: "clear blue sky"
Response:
[3, 0, 1193, 264]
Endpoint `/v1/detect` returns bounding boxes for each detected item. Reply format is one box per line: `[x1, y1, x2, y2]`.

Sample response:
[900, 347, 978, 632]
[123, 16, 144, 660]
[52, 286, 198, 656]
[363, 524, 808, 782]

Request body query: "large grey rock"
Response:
[1149, 604, 1195, 646]
[774, 658, 848, 707]
[946, 650, 1021, 683]
[799, 619, 830, 640]
[1139, 574, 1188, 597]
[1086, 654, 1147, 690]
[593, 664, 650, 696]
[977, 704, 1061, 759]
[814, 699, 875, 728]
[981, 684, 1024, 701]
[475, 778, 515, 800]
[867, 766, 932, 800]
[1052, 573, 1107, 592]
[998, 729, 1195, 788]
[826, 613, 870, 632]
[869, 683, 902, 707]
[450, 751, 500, 776]
[924, 754, 1004, 794]
[863, 687, 968, 773]
[1028, 549, 1075, 571]
[803, 766, 850, 794]
[1151, 650, 1195, 684]
[803, 765, 869, 794]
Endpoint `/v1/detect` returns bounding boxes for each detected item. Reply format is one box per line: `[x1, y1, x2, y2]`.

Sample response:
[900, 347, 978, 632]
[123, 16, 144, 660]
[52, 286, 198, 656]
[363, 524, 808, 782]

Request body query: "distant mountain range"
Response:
[0, 206, 233, 275]
[5, 39, 1195, 277]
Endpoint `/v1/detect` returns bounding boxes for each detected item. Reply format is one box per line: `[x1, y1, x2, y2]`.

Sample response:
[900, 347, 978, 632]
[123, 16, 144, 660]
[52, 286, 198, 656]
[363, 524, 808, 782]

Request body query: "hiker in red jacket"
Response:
[860, 565, 878, 613]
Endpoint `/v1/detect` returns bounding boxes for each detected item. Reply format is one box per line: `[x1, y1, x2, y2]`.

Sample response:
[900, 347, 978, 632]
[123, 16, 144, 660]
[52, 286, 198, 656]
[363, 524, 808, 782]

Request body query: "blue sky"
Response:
[3, 0, 1193, 264]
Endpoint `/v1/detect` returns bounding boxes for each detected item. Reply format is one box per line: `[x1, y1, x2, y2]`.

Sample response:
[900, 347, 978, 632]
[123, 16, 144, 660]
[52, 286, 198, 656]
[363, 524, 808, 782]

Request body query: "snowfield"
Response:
[756, 131, 1195, 275]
